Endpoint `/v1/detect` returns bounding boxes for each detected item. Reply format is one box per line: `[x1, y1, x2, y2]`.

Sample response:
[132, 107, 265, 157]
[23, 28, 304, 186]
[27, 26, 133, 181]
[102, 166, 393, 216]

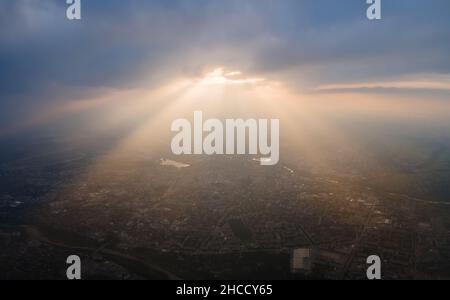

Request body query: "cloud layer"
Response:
[1, 0, 450, 127]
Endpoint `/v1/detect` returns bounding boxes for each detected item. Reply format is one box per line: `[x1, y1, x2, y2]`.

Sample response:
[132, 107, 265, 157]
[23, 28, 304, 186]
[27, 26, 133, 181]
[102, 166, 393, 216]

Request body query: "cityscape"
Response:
[1, 0, 450, 280]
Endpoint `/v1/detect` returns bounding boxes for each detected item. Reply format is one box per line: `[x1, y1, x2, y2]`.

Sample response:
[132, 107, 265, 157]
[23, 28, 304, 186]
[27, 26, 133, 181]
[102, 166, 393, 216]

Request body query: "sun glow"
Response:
[11, 66, 449, 178]
[16, 64, 450, 219]
[199, 68, 266, 86]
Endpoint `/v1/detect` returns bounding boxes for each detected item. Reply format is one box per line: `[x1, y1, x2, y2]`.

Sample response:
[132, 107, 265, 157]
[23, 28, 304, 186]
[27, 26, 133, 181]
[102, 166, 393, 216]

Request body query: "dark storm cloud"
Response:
[1, 0, 450, 126]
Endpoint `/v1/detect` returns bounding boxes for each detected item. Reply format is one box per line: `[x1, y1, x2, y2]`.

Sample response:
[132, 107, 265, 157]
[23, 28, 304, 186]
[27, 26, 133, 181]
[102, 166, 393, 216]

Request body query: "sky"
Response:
[1, 0, 450, 135]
